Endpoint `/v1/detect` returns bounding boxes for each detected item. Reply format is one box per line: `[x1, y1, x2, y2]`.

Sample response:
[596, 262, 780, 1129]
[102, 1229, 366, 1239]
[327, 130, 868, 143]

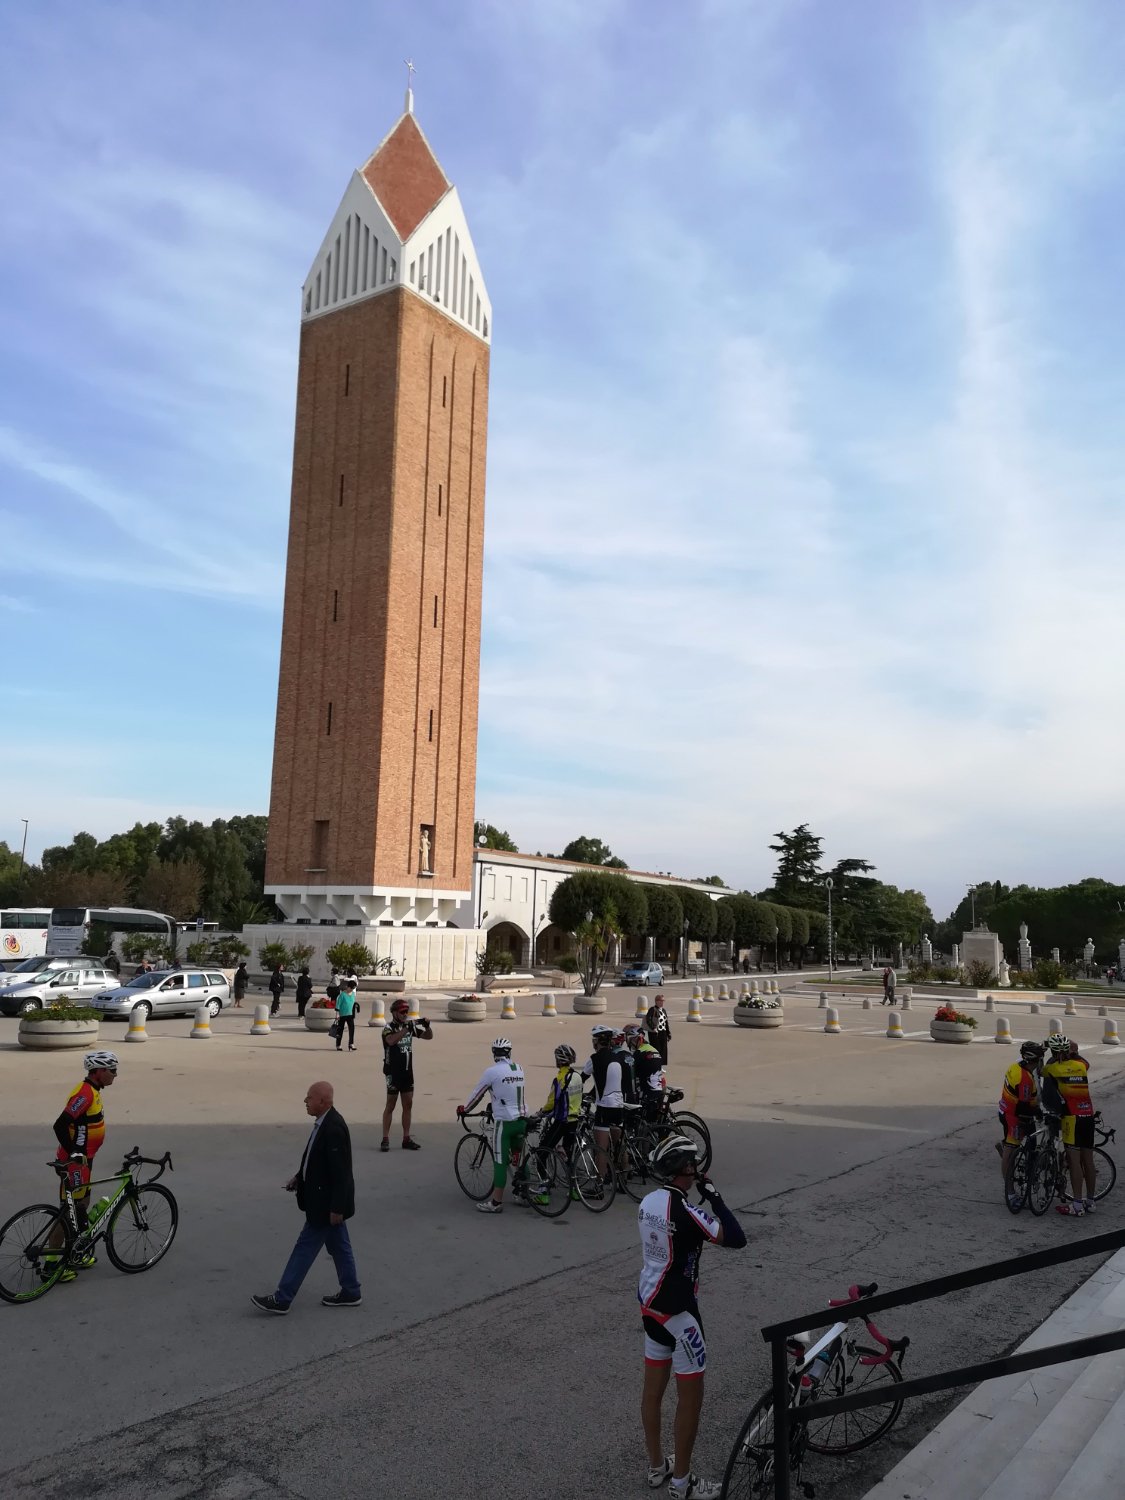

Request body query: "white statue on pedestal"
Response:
[998, 959, 1011, 988]
[419, 826, 431, 874]
[1083, 938, 1095, 966]
[1018, 921, 1032, 972]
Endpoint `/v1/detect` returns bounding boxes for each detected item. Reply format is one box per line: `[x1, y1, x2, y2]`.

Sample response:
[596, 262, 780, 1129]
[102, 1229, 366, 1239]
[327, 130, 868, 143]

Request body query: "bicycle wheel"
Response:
[454, 1133, 496, 1201]
[1092, 1147, 1116, 1201]
[571, 1134, 616, 1212]
[105, 1184, 178, 1272]
[522, 1143, 572, 1219]
[806, 1351, 903, 1455]
[669, 1111, 713, 1173]
[1026, 1141, 1057, 1216]
[721, 1390, 782, 1500]
[1003, 1141, 1031, 1213]
[0, 1204, 74, 1304]
[618, 1139, 653, 1203]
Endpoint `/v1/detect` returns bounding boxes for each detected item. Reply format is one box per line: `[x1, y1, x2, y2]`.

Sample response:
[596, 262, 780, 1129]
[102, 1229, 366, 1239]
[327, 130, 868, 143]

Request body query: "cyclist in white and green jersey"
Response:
[457, 1038, 527, 1215]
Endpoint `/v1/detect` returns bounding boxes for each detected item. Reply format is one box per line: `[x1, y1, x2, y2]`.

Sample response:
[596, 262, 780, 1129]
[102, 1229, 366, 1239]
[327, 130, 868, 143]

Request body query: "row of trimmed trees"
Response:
[547, 872, 828, 991]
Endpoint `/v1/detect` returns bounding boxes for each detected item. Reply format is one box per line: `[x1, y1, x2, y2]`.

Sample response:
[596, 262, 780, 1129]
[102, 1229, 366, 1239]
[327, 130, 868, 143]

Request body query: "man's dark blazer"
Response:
[295, 1107, 355, 1226]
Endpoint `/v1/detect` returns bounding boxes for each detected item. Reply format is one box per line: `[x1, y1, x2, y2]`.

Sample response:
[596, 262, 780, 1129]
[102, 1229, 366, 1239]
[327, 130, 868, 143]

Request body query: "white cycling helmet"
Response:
[84, 1050, 119, 1074]
[491, 1036, 513, 1056]
[651, 1133, 701, 1180]
[591, 1024, 613, 1040]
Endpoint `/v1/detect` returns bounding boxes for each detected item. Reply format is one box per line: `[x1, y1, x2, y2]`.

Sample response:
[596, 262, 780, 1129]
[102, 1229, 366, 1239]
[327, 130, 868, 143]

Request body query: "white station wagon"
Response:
[92, 968, 231, 1020]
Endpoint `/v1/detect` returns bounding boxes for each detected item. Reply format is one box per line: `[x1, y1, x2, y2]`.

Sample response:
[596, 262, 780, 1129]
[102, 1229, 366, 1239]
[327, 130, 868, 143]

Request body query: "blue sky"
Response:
[2, 0, 1123, 918]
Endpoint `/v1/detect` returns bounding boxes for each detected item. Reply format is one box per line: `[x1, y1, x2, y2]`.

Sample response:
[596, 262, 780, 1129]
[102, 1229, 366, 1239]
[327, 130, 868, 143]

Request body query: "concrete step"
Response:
[863, 1250, 1125, 1500]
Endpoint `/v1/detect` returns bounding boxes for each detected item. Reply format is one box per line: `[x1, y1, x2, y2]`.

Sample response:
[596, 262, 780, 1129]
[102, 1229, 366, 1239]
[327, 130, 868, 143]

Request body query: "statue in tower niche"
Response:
[1018, 922, 1032, 972]
[419, 825, 432, 876]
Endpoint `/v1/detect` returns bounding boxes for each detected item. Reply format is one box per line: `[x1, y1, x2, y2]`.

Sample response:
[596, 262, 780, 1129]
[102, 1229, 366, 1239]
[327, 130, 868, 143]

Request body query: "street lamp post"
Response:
[824, 877, 834, 975]
[969, 885, 977, 929]
[17, 819, 28, 889]
[773, 925, 779, 975]
[682, 918, 690, 979]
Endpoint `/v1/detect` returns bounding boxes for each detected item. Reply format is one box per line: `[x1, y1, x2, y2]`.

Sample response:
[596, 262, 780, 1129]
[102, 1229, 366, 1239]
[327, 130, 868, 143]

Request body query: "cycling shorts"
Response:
[998, 1105, 1033, 1148]
[491, 1117, 528, 1190]
[384, 1069, 415, 1096]
[643, 1311, 707, 1379]
[1062, 1116, 1096, 1149]
[58, 1157, 91, 1203]
[594, 1106, 624, 1129]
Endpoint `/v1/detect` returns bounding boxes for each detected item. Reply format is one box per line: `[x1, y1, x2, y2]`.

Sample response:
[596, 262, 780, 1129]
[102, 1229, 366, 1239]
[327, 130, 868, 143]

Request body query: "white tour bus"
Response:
[47, 906, 178, 957]
[1, 908, 52, 965]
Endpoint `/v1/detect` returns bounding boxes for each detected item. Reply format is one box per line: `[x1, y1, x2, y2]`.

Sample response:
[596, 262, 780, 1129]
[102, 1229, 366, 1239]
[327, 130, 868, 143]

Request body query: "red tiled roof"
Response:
[361, 114, 449, 241]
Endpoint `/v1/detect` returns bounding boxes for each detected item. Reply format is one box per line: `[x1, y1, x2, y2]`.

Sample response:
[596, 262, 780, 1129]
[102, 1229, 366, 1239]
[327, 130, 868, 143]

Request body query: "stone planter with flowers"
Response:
[447, 994, 487, 1022]
[733, 994, 784, 1029]
[18, 999, 101, 1051]
[304, 998, 338, 1032]
[929, 1004, 977, 1044]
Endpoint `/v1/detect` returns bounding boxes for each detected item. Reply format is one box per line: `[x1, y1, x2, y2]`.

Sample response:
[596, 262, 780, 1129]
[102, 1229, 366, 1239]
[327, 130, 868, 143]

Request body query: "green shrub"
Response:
[965, 959, 997, 988]
[25, 1000, 100, 1021]
[81, 922, 116, 959]
[325, 941, 374, 976]
[289, 942, 316, 970]
[258, 941, 292, 972]
[555, 955, 579, 973]
[185, 940, 210, 965]
[1033, 958, 1065, 990]
[208, 936, 250, 965]
[476, 946, 515, 976]
[933, 965, 959, 984]
[906, 965, 933, 984]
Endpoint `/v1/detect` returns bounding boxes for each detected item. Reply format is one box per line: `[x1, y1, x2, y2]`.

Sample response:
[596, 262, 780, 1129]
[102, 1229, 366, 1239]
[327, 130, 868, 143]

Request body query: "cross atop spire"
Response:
[404, 58, 416, 115]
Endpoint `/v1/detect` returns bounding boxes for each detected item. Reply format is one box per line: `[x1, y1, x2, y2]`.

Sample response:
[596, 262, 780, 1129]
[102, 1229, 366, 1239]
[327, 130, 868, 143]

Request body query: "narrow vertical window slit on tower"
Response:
[326, 702, 333, 736]
[428, 709, 434, 742]
[338, 474, 344, 506]
[344, 363, 350, 396]
[438, 483, 442, 516]
[442, 375, 447, 408]
[333, 589, 339, 623]
[433, 594, 438, 627]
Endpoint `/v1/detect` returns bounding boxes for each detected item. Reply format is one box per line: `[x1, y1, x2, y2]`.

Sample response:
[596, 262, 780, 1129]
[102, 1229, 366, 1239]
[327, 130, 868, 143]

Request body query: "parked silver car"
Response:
[0, 955, 114, 991]
[92, 968, 230, 1020]
[0, 965, 117, 1016]
[619, 961, 665, 986]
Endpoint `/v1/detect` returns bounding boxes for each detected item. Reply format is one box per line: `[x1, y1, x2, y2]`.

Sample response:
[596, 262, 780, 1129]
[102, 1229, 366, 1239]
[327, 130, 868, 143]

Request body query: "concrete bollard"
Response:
[740, 982, 750, 999]
[1104, 1017, 1120, 1046]
[716, 983, 726, 1001]
[251, 1004, 271, 1036]
[125, 1003, 148, 1042]
[824, 1007, 842, 1034]
[541, 992, 558, 1017]
[995, 1016, 1013, 1044]
[902, 986, 912, 1006]
[635, 992, 648, 1019]
[985, 995, 995, 1012]
[1030, 1002, 1041, 1015]
[190, 1005, 212, 1039]
[692, 985, 703, 1004]
[686, 994, 703, 1023]
[367, 995, 387, 1027]
[818, 991, 828, 1010]
[704, 984, 715, 1002]
[900, 994, 912, 1011]
[500, 994, 517, 1021]
[886, 1010, 904, 1038]
[750, 980, 760, 996]
[407, 994, 422, 1021]
[1064, 997, 1078, 1017]
[862, 997, 872, 1010]
[1049, 1017, 1063, 1035]
[1098, 1006, 1108, 1018]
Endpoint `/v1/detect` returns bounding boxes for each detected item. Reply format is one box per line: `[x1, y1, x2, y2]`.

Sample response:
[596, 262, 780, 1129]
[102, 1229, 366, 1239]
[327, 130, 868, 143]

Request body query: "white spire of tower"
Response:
[404, 58, 415, 115]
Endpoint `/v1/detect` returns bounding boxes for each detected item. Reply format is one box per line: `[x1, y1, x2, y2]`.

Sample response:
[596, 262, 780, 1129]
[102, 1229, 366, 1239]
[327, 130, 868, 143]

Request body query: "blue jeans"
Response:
[276, 1219, 360, 1306]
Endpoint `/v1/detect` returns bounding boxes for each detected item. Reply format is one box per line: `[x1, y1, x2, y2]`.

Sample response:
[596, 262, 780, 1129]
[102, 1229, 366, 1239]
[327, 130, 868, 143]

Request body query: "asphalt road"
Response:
[1, 988, 1123, 1499]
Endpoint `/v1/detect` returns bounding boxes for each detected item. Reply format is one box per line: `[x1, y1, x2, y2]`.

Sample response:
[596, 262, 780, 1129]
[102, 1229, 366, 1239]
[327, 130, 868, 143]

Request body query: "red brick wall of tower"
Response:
[265, 285, 488, 895]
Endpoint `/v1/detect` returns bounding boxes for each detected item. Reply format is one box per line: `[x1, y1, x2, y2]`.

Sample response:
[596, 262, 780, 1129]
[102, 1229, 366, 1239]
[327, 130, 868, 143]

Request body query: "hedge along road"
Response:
[1, 991, 1124, 1499]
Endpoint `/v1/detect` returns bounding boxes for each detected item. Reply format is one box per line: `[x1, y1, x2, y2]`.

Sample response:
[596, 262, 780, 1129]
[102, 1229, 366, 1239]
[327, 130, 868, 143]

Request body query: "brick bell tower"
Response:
[265, 83, 490, 928]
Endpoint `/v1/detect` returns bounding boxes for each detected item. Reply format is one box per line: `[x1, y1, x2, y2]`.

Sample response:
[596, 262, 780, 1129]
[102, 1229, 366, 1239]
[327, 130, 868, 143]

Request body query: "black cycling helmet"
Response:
[554, 1043, 577, 1066]
[1020, 1041, 1045, 1064]
[651, 1133, 700, 1181]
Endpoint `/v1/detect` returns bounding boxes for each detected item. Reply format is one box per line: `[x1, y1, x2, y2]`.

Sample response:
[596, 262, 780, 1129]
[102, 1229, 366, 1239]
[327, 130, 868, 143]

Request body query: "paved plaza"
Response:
[2, 980, 1123, 1499]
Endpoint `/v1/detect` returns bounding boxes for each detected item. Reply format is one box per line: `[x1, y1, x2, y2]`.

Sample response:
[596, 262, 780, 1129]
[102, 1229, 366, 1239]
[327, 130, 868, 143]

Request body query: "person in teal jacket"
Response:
[334, 977, 359, 1052]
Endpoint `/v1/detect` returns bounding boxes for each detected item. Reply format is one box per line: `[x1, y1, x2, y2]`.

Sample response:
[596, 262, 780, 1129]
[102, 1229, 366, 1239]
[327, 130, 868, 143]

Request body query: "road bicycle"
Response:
[646, 1087, 713, 1174]
[1005, 1111, 1116, 1216]
[453, 1108, 571, 1218]
[0, 1147, 177, 1304]
[569, 1100, 617, 1213]
[721, 1282, 909, 1498]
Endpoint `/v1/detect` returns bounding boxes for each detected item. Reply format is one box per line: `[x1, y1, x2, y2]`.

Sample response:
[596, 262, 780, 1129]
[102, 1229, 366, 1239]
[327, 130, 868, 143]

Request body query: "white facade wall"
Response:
[243, 922, 482, 987]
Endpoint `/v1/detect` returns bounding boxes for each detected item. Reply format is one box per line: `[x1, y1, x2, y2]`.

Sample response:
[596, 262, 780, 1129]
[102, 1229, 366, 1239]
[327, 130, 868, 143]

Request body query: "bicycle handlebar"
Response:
[121, 1147, 174, 1180]
[459, 1107, 493, 1132]
[822, 1283, 909, 1361]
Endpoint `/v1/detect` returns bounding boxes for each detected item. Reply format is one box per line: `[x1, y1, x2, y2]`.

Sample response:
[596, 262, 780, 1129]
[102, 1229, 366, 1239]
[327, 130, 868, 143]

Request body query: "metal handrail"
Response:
[760, 1227, 1125, 1500]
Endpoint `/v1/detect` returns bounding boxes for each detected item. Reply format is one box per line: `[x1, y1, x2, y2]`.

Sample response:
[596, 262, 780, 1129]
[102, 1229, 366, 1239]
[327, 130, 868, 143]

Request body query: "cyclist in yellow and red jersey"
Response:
[1042, 1034, 1097, 1216]
[998, 1042, 1042, 1208]
[49, 1050, 119, 1279]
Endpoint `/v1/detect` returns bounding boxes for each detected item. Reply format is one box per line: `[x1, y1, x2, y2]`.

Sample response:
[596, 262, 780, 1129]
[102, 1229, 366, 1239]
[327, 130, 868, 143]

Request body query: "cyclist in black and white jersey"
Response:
[637, 1134, 746, 1498]
[583, 1025, 625, 1182]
